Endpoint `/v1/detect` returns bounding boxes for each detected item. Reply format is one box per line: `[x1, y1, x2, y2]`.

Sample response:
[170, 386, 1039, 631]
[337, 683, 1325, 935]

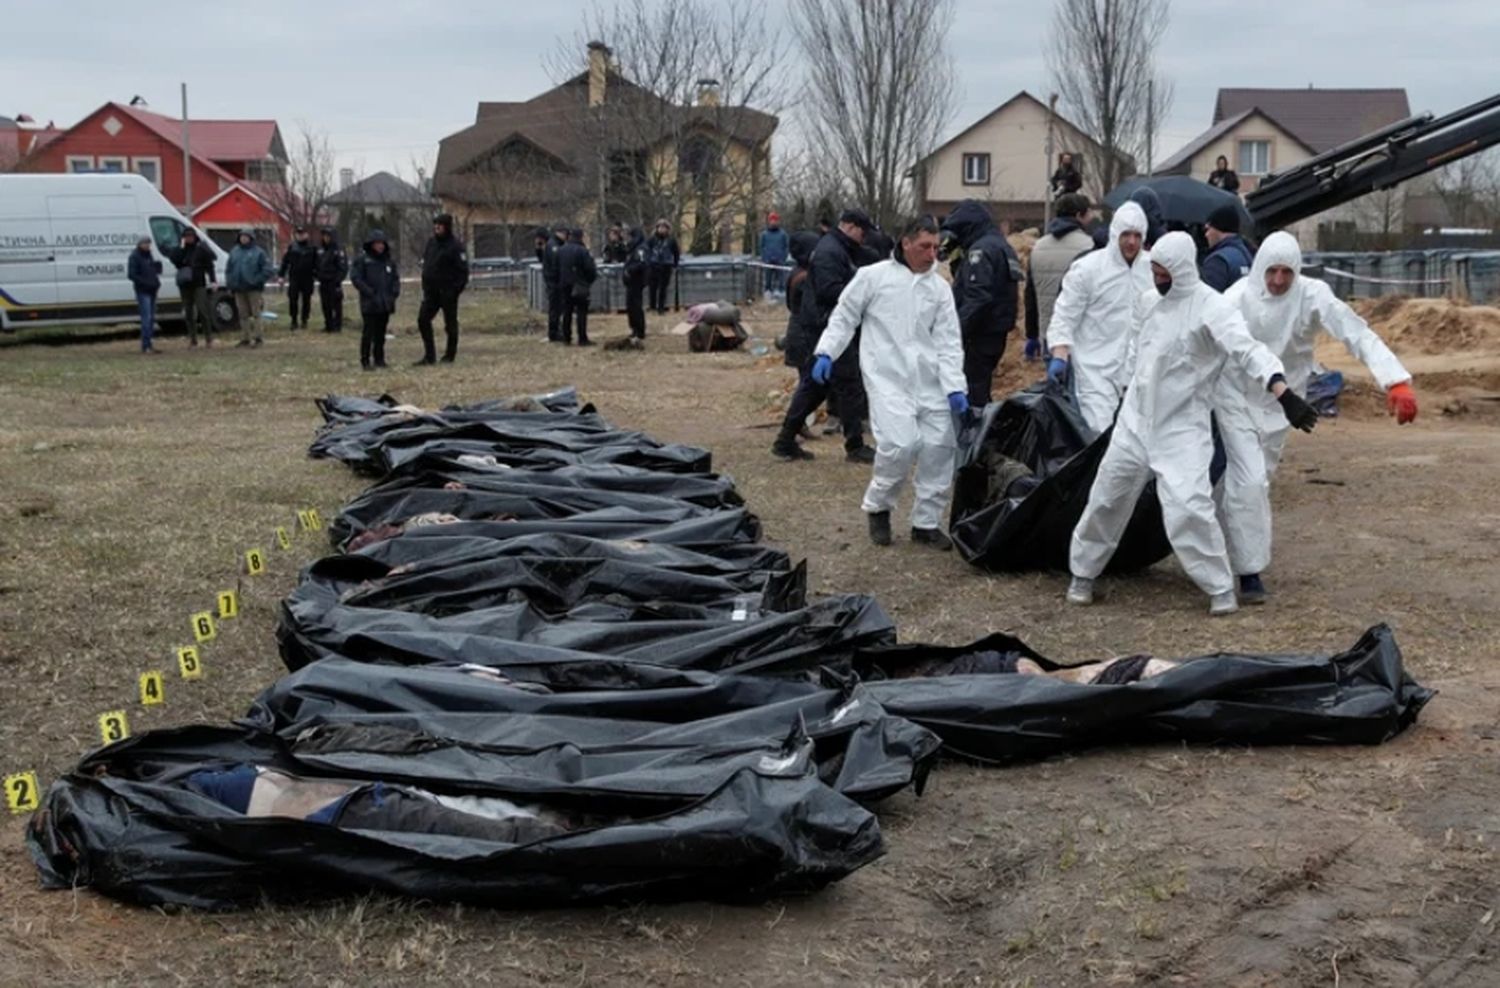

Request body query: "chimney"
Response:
[696, 78, 721, 108]
[339, 168, 354, 191]
[587, 41, 611, 108]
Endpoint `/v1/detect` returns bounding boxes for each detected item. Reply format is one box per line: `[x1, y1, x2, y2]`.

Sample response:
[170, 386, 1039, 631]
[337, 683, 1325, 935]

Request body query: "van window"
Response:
[150, 216, 189, 252]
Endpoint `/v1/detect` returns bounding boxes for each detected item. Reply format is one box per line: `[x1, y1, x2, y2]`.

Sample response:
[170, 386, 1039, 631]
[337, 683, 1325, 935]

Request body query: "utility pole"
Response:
[180, 83, 193, 214]
[1145, 78, 1155, 178]
[1044, 92, 1058, 226]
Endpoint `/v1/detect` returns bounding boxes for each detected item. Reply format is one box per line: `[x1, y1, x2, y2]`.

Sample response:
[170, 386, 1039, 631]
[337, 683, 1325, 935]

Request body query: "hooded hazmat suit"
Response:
[1070, 232, 1286, 597]
[815, 253, 968, 530]
[1212, 232, 1412, 576]
[1046, 202, 1155, 434]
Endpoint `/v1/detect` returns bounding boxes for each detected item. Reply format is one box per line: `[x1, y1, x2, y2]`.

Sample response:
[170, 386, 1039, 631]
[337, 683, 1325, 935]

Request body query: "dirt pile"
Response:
[1352, 296, 1500, 355]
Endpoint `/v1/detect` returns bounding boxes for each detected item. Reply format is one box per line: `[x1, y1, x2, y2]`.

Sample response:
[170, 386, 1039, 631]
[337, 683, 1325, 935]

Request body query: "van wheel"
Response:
[212, 293, 238, 331]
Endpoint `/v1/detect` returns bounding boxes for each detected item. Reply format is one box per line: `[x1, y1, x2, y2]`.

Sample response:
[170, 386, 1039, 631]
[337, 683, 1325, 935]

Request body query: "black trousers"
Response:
[625, 281, 646, 338]
[648, 266, 673, 312]
[776, 353, 867, 451]
[418, 289, 461, 361]
[545, 281, 563, 341]
[360, 311, 389, 366]
[287, 277, 314, 326]
[964, 339, 1006, 408]
[317, 281, 343, 331]
[562, 292, 590, 344]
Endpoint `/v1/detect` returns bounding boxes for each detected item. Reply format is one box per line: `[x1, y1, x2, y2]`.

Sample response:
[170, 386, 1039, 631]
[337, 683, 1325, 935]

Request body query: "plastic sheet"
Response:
[858, 624, 1433, 763]
[29, 726, 884, 910]
[949, 387, 1174, 572]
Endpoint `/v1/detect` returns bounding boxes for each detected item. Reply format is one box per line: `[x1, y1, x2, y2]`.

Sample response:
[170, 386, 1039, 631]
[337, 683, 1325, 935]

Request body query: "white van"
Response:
[0, 173, 235, 332]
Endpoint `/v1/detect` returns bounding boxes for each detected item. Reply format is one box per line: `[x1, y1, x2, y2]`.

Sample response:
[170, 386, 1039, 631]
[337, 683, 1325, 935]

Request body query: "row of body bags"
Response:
[28, 390, 1432, 910]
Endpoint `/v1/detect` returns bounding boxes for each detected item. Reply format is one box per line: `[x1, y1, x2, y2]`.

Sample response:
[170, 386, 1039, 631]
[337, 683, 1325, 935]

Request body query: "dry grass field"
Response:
[1, 294, 1497, 986]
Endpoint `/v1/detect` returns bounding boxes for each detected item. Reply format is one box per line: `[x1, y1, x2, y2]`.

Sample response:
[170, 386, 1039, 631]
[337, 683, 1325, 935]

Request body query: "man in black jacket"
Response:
[942, 199, 1023, 407]
[771, 209, 875, 462]
[314, 227, 348, 333]
[416, 213, 470, 365]
[349, 229, 400, 371]
[542, 225, 568, 342]
[622, 227, 648, 340]
[1200, 203, 1254, 292]
[168, 228, 218, 347]
[557, 228, 598, 346]
[277, 225, 318, 330]
[646, 219, 680, 313]
[602, 224, 630, 263]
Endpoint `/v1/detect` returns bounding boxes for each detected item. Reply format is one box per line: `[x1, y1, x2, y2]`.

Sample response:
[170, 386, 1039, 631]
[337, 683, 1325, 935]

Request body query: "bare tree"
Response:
[261, 124, 338, 233]
[1046, 0, 1174, 193]
[791, 0, 957, 231]
[547, 0, 788, 252]
[1433, 148, 1500, 230]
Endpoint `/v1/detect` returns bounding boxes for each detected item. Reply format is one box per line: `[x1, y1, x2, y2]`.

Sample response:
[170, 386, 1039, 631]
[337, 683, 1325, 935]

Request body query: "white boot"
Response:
[1066, 577, 1095, 606]
[1209, 591, 1239, 617]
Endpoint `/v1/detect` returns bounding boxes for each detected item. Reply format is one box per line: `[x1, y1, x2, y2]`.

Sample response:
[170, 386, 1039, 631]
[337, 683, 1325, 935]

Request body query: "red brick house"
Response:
[19, 101, 294, 251]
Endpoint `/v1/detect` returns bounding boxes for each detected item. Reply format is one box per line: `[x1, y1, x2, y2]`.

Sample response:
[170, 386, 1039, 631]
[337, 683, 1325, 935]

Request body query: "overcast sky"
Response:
[5, 0, 1497, 181]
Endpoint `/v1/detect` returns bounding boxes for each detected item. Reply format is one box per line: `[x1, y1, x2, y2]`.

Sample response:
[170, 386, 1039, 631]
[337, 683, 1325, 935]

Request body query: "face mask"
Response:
[1156, 279, 1172, 297]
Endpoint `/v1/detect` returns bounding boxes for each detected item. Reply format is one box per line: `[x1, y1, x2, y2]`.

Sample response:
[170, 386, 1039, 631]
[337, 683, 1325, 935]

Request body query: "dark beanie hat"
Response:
[1207, 203, 1241, 234]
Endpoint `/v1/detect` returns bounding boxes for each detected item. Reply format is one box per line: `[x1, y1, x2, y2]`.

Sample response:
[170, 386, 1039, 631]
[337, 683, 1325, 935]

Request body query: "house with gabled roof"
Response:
[911, 91, 1134, 232]
[16, 101, 295, 251]
[434, 42, 777, 258]
[1158, 87, 1422, 247]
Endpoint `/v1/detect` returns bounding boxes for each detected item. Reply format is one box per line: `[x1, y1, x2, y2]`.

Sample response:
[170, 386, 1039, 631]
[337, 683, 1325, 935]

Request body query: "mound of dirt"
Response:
[1352, 297, 1500, 355]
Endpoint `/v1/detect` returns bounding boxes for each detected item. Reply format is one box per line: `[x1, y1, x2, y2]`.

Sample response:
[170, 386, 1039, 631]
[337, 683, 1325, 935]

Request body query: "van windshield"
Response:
[150, 216, 197, 253]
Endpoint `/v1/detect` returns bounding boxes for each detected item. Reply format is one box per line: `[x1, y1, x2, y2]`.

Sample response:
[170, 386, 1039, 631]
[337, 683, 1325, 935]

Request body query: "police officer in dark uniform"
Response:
[542, 225, 568, 343]
[941, 199, 1023, 407]
[277, 225, 318, 330]
[771, 208, 876, 463]
[314, 226, 348, 333]
[622, 226, 648, 341]
[415, 213, 470, 365]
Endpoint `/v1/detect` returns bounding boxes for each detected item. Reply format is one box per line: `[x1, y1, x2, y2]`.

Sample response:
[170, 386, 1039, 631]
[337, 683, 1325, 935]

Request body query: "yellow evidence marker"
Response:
[139, 671, 165, 706]
[98, 710, 130, 745]
[5, 772, 41, 814]
[177, 646, 203, 680]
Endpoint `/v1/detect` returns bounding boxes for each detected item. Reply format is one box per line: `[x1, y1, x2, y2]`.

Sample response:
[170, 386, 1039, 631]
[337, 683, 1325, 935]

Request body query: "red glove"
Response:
[1386, 382, 1417, 424]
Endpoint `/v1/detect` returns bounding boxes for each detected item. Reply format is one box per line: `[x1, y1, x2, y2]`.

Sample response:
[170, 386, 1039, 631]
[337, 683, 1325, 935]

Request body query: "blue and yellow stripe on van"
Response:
[0, 286, 183, 324]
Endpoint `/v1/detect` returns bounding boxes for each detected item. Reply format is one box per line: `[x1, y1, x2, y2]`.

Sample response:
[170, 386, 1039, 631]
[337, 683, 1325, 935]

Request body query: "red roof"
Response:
[113, 103, 280, 163]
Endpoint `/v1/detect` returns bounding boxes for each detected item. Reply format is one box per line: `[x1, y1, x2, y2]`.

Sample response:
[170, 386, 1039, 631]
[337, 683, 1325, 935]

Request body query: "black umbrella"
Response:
[1103, 176, 1254, 232]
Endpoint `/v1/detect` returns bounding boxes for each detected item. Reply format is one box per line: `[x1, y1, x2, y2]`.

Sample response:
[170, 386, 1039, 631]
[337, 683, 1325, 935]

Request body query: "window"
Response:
[66, 155, 94, 173]
[149, 215, 189, 252]
[133, 157, 162, 189]
[962, 153, 990, 185]
[97, 155, 127, 173]
[245, 160, 286, 184]
[1238, 140, 1271, 176]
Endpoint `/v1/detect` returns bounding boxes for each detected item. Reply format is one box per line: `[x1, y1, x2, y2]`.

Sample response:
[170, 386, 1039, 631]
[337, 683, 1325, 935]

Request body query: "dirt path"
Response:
[1, 315, 1496, 987]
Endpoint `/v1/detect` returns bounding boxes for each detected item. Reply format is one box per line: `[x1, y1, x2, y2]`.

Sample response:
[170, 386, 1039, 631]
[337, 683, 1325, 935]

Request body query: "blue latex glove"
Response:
[947, 391, 969, 415]
[811, 354, 833, 385]
[1047, 356, 1069, 385]
[1024, 338, 1042, 362]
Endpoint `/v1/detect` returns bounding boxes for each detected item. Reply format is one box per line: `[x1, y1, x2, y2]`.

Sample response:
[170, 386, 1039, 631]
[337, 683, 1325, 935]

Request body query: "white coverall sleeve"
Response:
[933, 290, 968, 397]
[1120, 289, 1151, 384]
[814, 267, 873, 362]
[1308, 281, 1412, 389]
[1204, 300, 1284, 389]
[1045, 259, 1090, 351]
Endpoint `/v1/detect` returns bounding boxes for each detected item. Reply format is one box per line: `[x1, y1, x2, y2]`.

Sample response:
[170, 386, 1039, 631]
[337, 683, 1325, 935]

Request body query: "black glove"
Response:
[1277, 389, 1319, 432]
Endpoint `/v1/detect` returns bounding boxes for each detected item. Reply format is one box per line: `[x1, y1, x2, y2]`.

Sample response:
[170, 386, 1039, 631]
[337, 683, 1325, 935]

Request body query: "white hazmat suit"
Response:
[1070, 232, 1286, 597]
[817, 257, 968, 530]
[1213, 231, 1412, 576]
[1046, 201, 1155, 434]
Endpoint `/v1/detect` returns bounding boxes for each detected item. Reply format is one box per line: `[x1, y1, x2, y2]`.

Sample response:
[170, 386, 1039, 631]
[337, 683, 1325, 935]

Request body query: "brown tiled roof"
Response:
[1213, 88, 1412, 153]
[434, 71, 776, 203]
